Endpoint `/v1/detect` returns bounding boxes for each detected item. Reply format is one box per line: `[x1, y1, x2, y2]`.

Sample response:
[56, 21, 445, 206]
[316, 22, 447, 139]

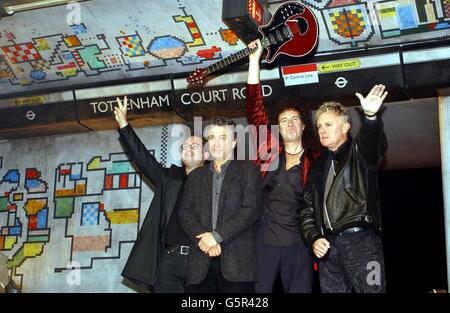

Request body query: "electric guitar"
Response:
[187, 1, 318, 86]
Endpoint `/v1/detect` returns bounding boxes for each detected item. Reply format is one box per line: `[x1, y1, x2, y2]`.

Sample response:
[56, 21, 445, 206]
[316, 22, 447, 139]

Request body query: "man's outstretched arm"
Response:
[354, 85, 389, 167]
[115, 96, 166, 186]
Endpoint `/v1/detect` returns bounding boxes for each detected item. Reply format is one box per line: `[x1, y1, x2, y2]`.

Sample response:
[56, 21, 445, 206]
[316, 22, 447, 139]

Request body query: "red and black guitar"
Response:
[187, 1, 318, 86]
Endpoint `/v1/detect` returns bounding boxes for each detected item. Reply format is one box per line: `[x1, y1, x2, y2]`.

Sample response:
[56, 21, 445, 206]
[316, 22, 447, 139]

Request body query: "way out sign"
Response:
[282, 63, 319, 86]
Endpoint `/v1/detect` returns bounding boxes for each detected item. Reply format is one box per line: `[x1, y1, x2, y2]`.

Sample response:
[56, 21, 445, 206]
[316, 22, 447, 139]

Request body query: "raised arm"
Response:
[245, 40, 279, 168]
[115, 96, 166, 186]
[354, 85, 389, 168]
[246, 39, 269, 128]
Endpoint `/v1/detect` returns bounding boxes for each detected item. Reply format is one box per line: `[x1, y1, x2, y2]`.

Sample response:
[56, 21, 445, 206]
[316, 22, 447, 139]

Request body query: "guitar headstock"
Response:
[187, 68, 207, 87]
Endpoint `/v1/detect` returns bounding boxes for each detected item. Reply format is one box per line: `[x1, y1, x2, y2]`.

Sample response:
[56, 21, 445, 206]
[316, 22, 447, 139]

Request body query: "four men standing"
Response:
[118, 43, 389, 293]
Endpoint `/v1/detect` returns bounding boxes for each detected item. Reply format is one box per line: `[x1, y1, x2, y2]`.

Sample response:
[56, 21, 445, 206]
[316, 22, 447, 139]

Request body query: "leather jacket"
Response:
[300, 117, 388, 249]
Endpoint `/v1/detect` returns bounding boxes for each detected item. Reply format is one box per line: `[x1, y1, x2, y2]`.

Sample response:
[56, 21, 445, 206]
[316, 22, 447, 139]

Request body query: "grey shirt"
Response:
[209, 160, 231, 243]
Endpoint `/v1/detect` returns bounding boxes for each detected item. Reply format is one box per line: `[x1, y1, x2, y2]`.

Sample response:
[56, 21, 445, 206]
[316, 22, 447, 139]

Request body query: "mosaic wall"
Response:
[0, 123, 184, 292]
[0, 0, 449, 96]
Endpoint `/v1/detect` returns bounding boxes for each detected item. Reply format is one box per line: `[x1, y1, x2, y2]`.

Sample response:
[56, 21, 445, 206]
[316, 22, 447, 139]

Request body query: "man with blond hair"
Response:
[300, 85, 388, 293]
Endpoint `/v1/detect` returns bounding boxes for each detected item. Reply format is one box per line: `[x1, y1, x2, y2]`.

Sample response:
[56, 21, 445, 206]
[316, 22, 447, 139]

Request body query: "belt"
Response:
[325, 227, 367, 236]
[339, 227, 366, 235]
[165, 245, 190, 255]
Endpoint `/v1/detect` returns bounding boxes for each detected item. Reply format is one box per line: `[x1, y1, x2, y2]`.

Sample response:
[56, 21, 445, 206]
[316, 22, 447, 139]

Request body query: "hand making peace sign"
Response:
[114, 96, 129, 129]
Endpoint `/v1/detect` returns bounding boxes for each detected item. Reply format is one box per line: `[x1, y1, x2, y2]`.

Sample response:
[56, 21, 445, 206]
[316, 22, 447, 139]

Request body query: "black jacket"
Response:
[178, 160, 263, 286]
[119, 124, 185, 290]
[300, 117, 388, 250]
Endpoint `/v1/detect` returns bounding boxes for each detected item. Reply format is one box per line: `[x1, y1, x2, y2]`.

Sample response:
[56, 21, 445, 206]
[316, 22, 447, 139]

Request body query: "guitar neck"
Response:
[204, 38, 269, 76]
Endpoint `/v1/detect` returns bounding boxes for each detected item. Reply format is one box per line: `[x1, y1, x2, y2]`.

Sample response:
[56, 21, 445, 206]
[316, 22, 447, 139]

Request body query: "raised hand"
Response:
[247, 39, 263, 84]
[355, 84, 388, 118]
[248, 39, 263, 63]
[114, 96, 128, 128]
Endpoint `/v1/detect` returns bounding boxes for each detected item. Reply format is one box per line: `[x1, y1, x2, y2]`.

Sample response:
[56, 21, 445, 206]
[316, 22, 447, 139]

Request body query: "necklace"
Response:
[285, 147, 304, 156]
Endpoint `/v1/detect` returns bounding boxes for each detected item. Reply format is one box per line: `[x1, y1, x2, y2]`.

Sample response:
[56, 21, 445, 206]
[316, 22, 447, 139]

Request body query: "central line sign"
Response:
[281, 63, 319, 86]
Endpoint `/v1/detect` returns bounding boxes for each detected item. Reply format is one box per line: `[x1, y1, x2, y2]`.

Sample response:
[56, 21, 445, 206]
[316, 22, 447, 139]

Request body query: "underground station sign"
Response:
[76, 80, 183, 130]
[173, 68, 283, 119]
[0, 100, 86, 139]
[280, 47, 407, 106]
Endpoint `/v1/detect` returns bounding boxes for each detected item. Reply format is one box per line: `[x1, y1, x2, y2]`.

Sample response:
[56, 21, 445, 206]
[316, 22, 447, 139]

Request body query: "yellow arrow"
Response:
[318, 59, 361, 73]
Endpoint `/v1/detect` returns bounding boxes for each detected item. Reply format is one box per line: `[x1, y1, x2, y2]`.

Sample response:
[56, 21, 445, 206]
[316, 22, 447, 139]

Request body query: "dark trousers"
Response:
[255, 237, 313, 293]
[319, 228, 386, 293]
[185, 257, 255, 293]
[153, 248, 188, 293]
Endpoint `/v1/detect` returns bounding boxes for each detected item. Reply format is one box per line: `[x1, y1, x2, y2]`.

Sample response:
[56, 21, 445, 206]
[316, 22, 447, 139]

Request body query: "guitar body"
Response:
[259, 1, 318, 63]
[187, 1, 318, 86]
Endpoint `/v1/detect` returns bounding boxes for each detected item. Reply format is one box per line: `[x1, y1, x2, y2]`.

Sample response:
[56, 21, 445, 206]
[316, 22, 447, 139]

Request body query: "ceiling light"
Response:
[2, 0, 89, 15]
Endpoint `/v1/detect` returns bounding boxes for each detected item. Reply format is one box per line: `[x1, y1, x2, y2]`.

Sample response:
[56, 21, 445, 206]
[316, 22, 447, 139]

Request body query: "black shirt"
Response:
[164, 179, 190, 247]
[210, 161, 231, 229]
[263, 154, 304, 246]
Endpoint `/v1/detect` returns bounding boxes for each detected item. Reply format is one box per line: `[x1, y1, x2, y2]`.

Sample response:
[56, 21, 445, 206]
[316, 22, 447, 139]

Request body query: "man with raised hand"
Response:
[115, 96, 206, 293]
[246, 39, 318, 293]
[300, 85, 388, 293]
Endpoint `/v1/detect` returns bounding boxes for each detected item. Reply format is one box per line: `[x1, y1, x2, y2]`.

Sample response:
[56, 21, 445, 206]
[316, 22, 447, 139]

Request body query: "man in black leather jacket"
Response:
[114, 96, 206, 292]
[300, 85, 388, 293]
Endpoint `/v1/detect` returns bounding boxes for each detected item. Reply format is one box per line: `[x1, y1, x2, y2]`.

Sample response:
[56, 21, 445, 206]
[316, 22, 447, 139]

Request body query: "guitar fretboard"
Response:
[204, 37, 272, 76]
[201, 19, 294, 77]
[204, 47, 253, 75]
